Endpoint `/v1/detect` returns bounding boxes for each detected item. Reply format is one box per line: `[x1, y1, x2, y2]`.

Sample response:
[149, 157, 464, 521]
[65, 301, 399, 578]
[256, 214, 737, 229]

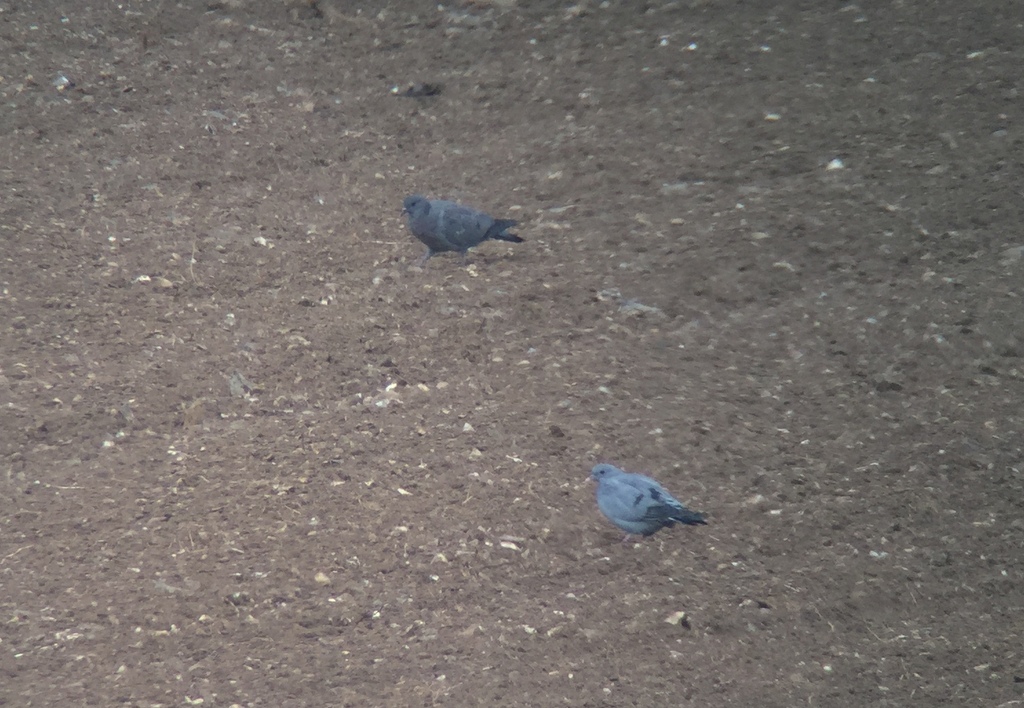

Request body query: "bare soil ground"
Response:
[2, 1, 1023, 705]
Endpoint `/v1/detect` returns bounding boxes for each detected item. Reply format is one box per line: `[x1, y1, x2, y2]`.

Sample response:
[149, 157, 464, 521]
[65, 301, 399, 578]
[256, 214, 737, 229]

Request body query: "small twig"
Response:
[1, 545, 33, 564]
[812, 605, 835, 632]
[189, 236, 200, 285]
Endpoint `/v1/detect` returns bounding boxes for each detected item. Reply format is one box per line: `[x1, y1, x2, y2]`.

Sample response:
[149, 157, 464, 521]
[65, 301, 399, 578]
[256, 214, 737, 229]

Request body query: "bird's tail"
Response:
[672, 509, 707, 526]
[487, 219, 524, 243]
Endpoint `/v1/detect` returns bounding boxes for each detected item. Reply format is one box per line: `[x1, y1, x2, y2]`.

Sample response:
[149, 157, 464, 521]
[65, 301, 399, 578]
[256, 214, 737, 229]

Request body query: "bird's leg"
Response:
[459, 250, 471, 266]
[620, 533, 635, 544]
[416, 249, 433, 267]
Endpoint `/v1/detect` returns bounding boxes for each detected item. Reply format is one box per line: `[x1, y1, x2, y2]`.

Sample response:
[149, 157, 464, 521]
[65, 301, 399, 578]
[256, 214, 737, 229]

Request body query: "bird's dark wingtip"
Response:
[487, 219, 522, 244]
[489, 231, 524, 244]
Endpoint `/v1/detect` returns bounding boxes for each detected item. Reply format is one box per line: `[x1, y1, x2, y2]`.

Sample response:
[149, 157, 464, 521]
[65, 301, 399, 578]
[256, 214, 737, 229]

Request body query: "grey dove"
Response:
[590, 463, 707, 542]
[402, 195, 523, 266]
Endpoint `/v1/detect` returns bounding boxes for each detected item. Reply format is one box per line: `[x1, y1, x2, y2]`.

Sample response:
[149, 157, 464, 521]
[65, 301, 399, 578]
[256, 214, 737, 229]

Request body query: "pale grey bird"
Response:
[590, 463, 707, 542]
[402, 195, 523, 266]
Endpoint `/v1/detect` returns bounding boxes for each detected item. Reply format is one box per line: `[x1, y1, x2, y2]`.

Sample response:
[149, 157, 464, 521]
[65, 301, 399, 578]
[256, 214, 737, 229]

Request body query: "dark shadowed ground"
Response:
[2, 1, 1022, 705]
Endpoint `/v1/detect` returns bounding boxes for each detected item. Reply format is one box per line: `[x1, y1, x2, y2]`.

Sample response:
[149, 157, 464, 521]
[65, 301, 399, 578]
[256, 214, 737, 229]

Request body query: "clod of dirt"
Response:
[1000, 245, 1024, 265]
[597, 288, 664, 317]
[182, 400, 205, 428]
[53, 73, 74, 91]
[664, 611, 690, 628]
[228, 371, 256, 397]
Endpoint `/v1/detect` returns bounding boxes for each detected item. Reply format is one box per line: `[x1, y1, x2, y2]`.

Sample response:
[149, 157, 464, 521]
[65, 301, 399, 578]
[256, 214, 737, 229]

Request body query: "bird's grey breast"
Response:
[411, 202, 449, 250]
[598, 479, 646, 521]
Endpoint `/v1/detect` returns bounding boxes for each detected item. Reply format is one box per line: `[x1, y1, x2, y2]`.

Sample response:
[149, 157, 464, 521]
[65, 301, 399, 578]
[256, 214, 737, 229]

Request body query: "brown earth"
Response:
[2, 0, 1023, 705]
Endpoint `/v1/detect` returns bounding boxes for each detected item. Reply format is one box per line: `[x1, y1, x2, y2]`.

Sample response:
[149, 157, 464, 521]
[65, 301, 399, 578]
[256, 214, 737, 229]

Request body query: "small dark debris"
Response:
[929, 550, 952, 567]
[226, 591, 251, 606]
[397, 82, 442, 98]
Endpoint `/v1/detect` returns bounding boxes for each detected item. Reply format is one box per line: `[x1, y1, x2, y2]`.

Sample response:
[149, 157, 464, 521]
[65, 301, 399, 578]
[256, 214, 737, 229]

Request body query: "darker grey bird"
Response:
[402, 195, 523, 266]
[590, 463, 707, 542]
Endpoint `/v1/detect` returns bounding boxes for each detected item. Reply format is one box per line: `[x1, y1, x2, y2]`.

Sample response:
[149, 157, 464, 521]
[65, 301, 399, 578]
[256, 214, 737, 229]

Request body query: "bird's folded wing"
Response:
[599, 480, 659, 522]
[442, 206, 491, 247]
[626, 480, 685, 522]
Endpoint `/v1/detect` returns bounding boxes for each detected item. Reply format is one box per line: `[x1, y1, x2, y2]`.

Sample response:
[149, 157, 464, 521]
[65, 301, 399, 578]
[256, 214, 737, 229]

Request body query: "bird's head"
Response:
[402, 194, 428, 217]
[590, 463, 623, 483]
